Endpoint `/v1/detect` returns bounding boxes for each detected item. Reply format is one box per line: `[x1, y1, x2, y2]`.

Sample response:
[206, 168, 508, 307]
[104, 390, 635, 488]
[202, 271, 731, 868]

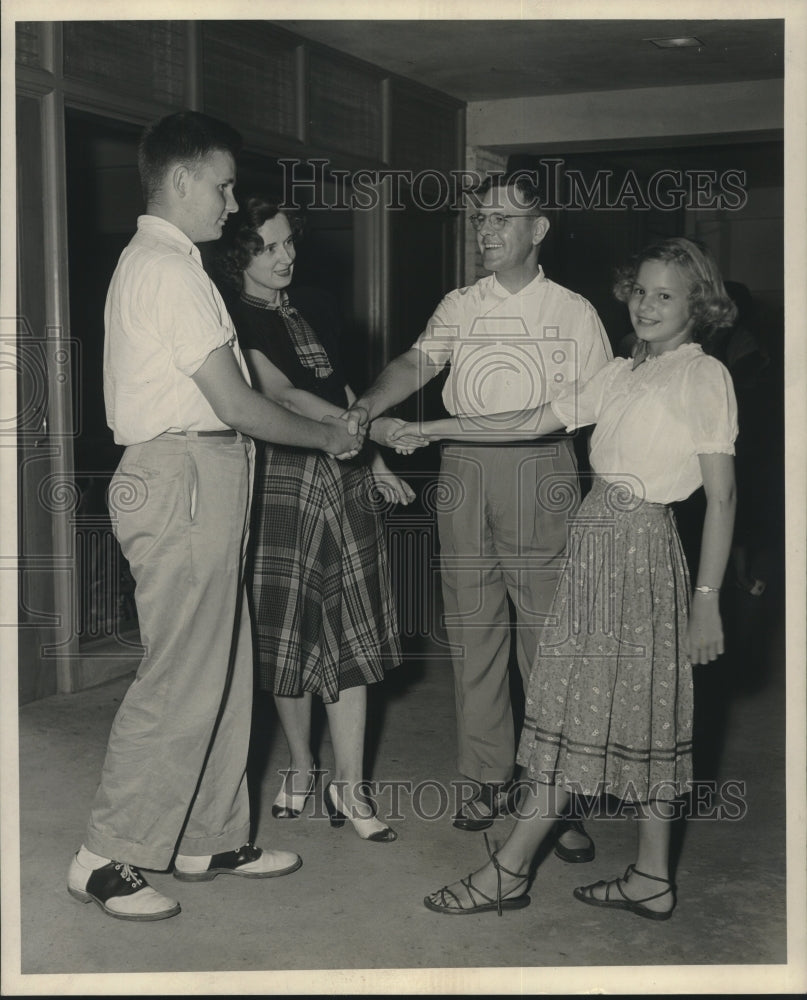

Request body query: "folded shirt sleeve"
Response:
[577, 301, 615, 381]
[412, 292, 459, 369]
[148, 255, 237, 377]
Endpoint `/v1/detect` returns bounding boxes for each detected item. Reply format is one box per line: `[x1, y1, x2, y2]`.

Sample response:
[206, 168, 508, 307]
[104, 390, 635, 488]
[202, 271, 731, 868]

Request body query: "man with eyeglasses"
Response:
[351, 175, 611, 856]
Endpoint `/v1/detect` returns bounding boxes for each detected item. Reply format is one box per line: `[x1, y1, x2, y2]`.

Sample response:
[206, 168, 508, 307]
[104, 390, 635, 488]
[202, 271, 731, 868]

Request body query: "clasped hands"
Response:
[368, 417, 431, 455]
[341, 404, 430, 456]
[323, 405, 432, 460]
[321, 407, 367, 460]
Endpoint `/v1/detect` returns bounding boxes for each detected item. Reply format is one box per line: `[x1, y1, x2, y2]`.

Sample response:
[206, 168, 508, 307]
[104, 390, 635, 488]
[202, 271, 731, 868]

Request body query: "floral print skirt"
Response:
[516, 477, 694, 802]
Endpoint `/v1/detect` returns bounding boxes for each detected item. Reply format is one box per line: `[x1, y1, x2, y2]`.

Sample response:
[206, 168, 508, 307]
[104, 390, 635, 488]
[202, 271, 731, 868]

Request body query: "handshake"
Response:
[321, 405, 432, 460]
[367, 416, 431, 455]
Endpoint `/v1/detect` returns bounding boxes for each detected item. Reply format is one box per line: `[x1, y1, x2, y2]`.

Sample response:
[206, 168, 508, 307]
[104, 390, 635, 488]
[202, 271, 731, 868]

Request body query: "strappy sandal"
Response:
[423, 833, 531, 916]
[573, 864, 676, 921]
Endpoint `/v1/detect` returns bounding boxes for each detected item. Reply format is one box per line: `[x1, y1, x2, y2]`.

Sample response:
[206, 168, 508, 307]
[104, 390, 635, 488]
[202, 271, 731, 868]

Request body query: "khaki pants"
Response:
[437, 440, 580, 785]
[84, 433, 254, 869]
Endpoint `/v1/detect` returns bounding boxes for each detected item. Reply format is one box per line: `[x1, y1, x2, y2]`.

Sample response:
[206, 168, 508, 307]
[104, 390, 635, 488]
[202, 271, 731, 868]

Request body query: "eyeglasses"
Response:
[468, 213, 542, 232]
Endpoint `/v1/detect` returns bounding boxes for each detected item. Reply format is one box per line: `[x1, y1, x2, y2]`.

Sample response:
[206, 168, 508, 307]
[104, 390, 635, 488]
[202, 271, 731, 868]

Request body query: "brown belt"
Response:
[164, 429, 238, 438]
[442, 433, 571, 448]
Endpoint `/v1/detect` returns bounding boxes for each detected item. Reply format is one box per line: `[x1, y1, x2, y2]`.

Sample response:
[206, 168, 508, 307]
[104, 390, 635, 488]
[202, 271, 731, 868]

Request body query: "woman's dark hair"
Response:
[138, 110, 242, 204]
[613, 236, 737, 342]
[217, 196, 300, 290]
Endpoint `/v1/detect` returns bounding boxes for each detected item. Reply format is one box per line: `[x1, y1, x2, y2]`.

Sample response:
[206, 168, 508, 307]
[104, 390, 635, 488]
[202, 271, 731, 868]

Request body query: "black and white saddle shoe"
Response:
[67, 853, 181, 921]
[173, 843, 302, 881]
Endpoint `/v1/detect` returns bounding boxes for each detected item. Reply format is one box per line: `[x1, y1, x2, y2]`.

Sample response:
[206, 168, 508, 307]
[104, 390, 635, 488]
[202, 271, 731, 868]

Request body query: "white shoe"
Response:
[271, 766, 317, 818]
[174, 843, 302, 881]
[67, 852, 181, 921]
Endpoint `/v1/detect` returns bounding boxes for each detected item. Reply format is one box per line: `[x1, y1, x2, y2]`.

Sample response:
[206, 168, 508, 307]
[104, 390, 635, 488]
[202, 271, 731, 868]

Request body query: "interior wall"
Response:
[687, 184, 784, 333]
[466, 79, 784, 151]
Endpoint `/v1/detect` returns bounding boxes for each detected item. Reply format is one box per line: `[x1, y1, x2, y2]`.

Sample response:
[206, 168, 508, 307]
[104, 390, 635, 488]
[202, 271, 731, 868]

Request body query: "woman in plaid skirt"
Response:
[394, 237, 738, 918]
[219, 197, 412, 842]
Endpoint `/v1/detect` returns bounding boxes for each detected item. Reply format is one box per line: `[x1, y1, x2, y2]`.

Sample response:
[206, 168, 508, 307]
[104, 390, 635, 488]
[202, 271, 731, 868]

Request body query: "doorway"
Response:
[63, 111, 365, 668]
[65, 111, 143, 655]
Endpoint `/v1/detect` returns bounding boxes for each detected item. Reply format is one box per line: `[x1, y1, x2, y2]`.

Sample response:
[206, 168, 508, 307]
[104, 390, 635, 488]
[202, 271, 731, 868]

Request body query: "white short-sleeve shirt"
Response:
[103, 215, 251, 445]
[413, 268, 612, 416]
[551, 342, 738, 504]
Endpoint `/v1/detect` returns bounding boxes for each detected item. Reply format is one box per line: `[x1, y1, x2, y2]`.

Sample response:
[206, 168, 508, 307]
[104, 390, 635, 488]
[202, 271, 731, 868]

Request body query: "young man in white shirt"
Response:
[68, 111, 362, 921]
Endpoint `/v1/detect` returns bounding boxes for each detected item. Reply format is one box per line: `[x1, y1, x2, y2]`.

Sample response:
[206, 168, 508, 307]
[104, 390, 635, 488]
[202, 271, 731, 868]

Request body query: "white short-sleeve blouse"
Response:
[551, 342, 738, 504]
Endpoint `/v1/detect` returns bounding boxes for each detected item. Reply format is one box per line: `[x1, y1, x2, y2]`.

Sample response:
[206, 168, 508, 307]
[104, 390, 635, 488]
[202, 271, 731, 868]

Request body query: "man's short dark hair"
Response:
[138, 110, 242, 203]
[473, 172, 544, 212]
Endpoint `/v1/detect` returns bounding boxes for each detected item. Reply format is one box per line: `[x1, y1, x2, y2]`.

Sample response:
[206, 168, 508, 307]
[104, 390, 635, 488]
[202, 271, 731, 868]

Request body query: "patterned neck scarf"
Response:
[240, 289, 334, 379]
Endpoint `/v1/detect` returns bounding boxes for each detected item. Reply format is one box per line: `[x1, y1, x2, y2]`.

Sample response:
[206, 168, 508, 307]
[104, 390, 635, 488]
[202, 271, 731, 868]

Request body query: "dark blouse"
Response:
[231, 287, 349, 410]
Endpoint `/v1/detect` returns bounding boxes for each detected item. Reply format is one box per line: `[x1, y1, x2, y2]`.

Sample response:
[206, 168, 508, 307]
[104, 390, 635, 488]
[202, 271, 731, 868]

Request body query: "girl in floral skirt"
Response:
[392, 236, 738, 919]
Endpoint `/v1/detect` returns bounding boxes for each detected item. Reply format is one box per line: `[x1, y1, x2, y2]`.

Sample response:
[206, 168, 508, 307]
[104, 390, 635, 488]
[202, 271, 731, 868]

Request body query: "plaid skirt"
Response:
[250, 445, 401, 704]
[516, 477, 694, 802]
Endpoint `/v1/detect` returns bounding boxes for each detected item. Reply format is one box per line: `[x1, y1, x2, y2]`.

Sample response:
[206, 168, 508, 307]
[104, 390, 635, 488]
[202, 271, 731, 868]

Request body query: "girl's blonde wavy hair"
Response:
[614, 237, 737, 342]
